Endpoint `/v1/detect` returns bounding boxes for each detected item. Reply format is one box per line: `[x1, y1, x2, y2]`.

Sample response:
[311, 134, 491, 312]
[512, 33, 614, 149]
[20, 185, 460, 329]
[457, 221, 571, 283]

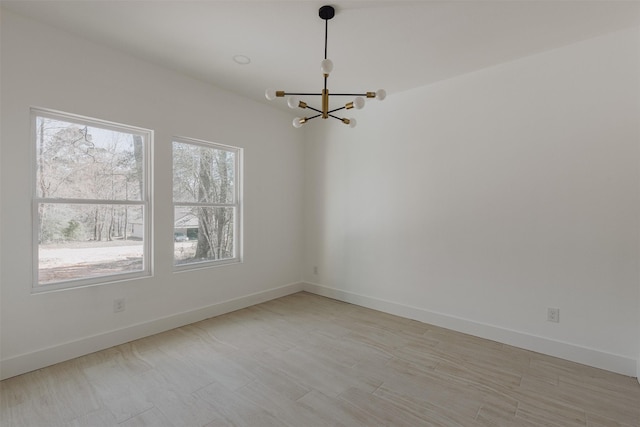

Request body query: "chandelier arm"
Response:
[305, 105, 323, 114]
[306, 114, 322, 121]
[328, 114, 356, 127]
[330, 93, 371, 97]
[327, 106, 346, 114]
[283, 92, 323, 96]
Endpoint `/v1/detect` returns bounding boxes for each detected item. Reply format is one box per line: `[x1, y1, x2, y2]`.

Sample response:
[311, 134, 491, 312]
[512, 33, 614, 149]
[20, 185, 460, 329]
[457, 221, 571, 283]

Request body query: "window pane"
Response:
[173, 142, 235, 204]
[174, 206, 235, 265]
[36, 116, 144, 201]
[38, 203, 144, 284]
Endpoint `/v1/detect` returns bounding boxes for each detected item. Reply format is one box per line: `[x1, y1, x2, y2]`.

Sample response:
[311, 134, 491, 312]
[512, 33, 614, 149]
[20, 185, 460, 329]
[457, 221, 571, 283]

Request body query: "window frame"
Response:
[31, 107, 153, 293]
[172, 136, 243, 271]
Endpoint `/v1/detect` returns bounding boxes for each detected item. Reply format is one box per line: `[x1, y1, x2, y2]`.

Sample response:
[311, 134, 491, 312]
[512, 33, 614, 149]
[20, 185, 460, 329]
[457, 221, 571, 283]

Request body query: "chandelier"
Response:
[265, 5, 386, 128]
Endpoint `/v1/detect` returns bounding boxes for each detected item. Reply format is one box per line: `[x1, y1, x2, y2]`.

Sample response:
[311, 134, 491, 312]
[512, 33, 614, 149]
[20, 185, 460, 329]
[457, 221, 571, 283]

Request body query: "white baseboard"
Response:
[3, 281, 636, 380]
[302, 282, 638, 378]
[0, 282, 304, 380]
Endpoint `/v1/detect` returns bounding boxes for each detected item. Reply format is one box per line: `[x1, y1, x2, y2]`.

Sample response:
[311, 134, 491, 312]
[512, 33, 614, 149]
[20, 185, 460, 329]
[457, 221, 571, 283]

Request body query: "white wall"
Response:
[2, 8, 639, 380]
[303, 27, 640, 376]
[0, 10, 304, 379]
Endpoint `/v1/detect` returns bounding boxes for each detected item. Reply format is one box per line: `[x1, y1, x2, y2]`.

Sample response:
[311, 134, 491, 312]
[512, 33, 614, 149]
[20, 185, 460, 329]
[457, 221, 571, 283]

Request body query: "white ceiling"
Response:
[3, 0, 640, 111]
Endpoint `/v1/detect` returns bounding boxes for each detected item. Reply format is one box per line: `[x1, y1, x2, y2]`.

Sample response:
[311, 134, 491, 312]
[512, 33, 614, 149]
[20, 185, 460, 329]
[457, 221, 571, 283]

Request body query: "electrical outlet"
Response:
[114, 298, 126, 313]
[547, 307, 559, 323]
[313, 266, 318, 275]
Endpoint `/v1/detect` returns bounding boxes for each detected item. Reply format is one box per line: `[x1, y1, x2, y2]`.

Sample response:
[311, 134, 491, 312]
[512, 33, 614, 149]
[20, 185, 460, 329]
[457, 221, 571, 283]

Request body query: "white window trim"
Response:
[31, 107, 153, 293]
[172, 136, 243, 271]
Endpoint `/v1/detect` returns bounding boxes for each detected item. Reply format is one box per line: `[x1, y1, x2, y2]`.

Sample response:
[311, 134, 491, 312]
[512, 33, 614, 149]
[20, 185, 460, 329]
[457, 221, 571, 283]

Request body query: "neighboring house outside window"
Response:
[173, 137, 242, 269]
[32, 108, 152, 291]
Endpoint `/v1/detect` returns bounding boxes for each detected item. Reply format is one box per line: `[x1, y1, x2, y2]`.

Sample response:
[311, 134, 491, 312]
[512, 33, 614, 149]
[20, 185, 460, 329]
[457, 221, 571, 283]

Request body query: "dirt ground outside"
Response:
[38, 240, 200, 283]
[39, 240, 145, 283]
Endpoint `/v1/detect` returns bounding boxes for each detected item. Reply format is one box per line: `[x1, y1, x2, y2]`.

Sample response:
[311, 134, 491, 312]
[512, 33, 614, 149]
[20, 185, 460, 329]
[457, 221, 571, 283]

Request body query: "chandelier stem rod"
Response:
[324, 18, 328, 60]
[322, 88, 329, 118]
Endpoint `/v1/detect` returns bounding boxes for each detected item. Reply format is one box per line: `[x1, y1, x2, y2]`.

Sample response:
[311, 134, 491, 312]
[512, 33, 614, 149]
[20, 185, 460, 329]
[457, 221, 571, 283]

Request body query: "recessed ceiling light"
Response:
[233, 55, 251, 65]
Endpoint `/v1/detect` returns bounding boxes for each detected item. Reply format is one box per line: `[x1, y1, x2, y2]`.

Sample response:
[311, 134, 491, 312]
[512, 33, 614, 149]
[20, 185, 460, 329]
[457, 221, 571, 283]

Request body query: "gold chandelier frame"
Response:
[265, 5, 386, 128]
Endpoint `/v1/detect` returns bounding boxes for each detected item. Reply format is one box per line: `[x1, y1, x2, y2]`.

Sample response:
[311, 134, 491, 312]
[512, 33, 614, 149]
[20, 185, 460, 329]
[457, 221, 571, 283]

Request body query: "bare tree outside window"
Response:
[33, 109, 151, 290]
[173, 138, 241, 267]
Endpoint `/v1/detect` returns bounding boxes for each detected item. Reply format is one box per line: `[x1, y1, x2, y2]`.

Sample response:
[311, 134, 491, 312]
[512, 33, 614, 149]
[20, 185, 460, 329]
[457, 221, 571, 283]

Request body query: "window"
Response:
[173, 137, 242, 268]
[32, 108, 151, 291]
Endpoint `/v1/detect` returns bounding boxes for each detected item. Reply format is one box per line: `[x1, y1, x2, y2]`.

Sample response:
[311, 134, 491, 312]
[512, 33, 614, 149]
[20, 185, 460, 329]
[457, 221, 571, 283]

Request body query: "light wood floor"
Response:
[1, 292, 639, 426]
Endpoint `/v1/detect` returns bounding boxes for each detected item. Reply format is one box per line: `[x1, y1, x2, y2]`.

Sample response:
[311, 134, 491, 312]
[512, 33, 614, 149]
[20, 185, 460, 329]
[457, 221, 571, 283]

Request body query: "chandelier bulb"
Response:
[287, 96, 300, 109]
[321, 59, 334, 75]
[342, 117, 357, 128]
[265, 88, 277, 101]
[354, 97, 365, 110]
[376, 89, 387, 101]
[293, 117, 305, 128]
